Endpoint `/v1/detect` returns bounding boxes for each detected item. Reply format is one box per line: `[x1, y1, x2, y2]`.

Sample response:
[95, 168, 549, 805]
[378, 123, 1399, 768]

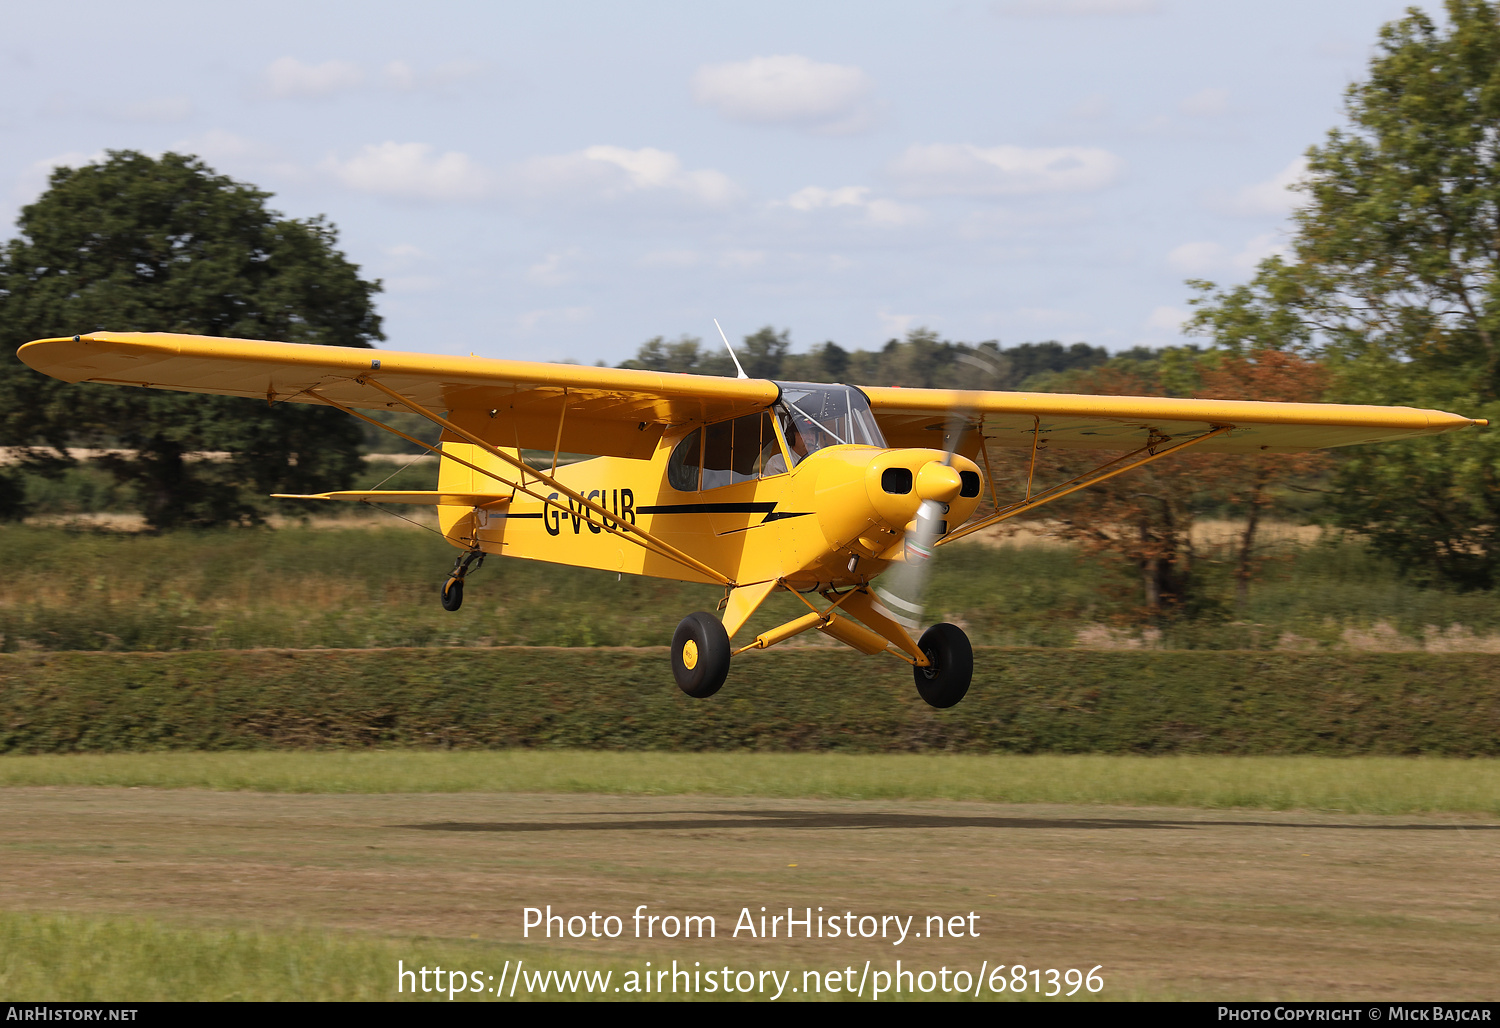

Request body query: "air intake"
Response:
[881, 467, 914, 494]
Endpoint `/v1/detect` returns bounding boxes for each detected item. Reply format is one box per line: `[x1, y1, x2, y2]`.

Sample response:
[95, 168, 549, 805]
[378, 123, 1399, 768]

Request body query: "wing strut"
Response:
[938, 425, 1232, 547]
[319, 379, 735, 587]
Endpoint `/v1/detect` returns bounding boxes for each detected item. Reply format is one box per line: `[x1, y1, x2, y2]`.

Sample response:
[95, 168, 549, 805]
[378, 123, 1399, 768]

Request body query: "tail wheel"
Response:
[671, 612, 731, 698]
[440, 549, 483, 612]
[913, 622, 972, 708]
[440, 578, 464, 612]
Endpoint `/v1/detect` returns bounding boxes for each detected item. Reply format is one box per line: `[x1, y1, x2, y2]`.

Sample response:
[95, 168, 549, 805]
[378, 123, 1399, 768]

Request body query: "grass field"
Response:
[4, 523, 1500, 652]
[1, 778, 1495, 1001]
[1, 751, 1498, 814]
[2, 512, 1497, 1001]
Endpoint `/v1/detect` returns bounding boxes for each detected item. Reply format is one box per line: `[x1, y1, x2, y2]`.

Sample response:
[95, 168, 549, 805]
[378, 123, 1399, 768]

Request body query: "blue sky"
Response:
[1, 0, 1421, 364]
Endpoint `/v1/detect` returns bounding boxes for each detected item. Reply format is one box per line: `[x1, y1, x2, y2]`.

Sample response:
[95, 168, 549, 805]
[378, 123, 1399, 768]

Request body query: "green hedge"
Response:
[2, 648, 1498, 755]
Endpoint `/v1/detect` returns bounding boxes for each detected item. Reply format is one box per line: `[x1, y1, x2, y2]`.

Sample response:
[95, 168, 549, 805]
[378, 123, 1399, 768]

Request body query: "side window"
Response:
[701, 421, 733, 490]
[760, 415, 791, 477]
[700, 412, 779, 490]
[667, 429, 701, 491]
[735, 412, 775, 482]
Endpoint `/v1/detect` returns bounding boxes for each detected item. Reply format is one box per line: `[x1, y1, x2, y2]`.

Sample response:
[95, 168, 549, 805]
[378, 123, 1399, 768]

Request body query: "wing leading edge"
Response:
[863, 386, 1486, 454]
[17, 332, 779, 460]
[17, 332, 1486, 458]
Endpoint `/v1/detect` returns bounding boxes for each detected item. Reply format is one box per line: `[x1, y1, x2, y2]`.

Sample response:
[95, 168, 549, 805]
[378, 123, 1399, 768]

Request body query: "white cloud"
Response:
[382, 243, 428, 262]
[525, 249, 581, 286]
[877, 310, 916, 337]
[1167, 232, 1286, 276]
[1145, 305, 1190, 331]
[781, 185, 924, 227]
[264, 57, 364, 99]
[889, 144, 1123, 196]
[11, 150, 104, 206]
[518, 306, 591, 333]
[692, 55, 876, 133]
[169, 130, 305, 181]
[507, 146, 740, 208]
[382, 59, 485, 91]
[1228, 157, 1308, 216]
[1179, 88, 1230, 117]
[994, 0, 1161, 15]
[322, 142, 491, 201]
[786, 185, 870, 212]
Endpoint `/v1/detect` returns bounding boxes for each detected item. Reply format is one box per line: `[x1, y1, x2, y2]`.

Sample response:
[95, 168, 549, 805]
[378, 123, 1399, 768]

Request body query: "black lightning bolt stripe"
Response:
[635, 502, 778, 515]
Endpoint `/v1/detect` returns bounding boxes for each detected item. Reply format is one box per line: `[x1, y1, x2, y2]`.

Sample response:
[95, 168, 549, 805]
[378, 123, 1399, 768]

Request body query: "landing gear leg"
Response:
[913, 623, 973, 708]
[671, 612, 731, 698]
[441, 549, 484, 612]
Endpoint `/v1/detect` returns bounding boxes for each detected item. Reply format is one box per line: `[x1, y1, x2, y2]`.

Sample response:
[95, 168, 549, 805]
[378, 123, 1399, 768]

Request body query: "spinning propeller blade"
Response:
[871, 350, 1002, 631]
[870, 414, 965, 630]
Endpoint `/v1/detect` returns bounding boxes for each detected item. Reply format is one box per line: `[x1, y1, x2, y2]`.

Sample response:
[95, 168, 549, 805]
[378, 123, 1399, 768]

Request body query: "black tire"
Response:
[441, 578, 464, 612]
[913, 622, 972, 708]
[671, 611, 731, 698]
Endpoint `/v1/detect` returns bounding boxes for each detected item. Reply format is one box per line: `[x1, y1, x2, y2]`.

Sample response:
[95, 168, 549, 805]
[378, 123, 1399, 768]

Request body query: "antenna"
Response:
[714, 319, 749, 379]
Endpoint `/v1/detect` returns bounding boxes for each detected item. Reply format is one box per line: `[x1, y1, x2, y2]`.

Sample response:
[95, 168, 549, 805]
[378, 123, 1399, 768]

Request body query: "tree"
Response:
[1193, 349, 1330, 608]
[617, 334, 732, 376]
[986, 347, 1329, 614]
[1188, 0, 1500, 588]
[0, 151, 383, 528]
[739, 326, 790, 379]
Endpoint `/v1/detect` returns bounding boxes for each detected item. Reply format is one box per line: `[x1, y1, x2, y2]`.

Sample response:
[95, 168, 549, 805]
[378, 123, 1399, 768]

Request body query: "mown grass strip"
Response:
[2, 751, 1497, 814]
[0, 911, 644, 1002]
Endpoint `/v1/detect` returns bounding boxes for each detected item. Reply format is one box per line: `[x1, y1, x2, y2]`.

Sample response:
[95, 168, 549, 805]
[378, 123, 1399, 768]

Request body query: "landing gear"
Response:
[441, 578, 464, 611]
[440, 549, 484, 612]
[671, 611, 731, 698]
[914, 622, 972, 708]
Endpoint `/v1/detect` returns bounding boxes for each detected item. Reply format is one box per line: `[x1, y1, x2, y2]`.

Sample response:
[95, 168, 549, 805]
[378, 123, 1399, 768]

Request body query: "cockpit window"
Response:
[668, 386, 882, 490]
[667, 428, 702, 491]
[772, 382, 885, 468]
[668, 412, 783, 491]
[702, 411, 777, 489]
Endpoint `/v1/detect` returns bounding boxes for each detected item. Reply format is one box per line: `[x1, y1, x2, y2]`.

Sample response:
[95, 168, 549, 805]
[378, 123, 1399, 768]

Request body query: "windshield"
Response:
[772, 382, 885, 468]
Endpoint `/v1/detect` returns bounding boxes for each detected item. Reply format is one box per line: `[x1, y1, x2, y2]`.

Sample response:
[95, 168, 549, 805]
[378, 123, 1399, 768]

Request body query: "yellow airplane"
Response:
[18, 331, 1488, 707]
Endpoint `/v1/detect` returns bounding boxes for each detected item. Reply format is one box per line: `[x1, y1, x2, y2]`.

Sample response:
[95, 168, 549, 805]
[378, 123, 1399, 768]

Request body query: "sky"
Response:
[0, 0, 1426, 365]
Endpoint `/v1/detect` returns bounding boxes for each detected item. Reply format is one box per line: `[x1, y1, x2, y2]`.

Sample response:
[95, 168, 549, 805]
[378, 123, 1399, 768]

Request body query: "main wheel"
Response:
[441, 578, 464, 612]
[671, 611, 731, 698]
[913, 622, 972, 708]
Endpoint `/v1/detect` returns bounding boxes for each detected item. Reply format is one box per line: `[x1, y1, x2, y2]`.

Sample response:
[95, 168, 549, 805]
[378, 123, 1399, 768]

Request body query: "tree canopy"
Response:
[619, 326, 1110, 390]
[1189, 0, 1500, 588]
[0, 151, 383, 528]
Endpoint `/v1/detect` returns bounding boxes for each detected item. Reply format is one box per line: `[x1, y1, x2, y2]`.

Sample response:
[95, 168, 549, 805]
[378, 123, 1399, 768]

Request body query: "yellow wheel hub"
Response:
[682, 639, 699, 670]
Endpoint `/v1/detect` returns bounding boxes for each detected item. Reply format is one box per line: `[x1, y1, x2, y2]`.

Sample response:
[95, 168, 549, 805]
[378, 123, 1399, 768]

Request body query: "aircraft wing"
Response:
[862, 386, 1487, 454]
[18, 332, 779, 460]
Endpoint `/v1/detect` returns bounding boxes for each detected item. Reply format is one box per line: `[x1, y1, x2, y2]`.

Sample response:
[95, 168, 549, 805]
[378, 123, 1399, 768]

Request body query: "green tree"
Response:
[0, 151, 383, 528]
[1188, 0, 1500, 588]
[739, 326, 790, 379]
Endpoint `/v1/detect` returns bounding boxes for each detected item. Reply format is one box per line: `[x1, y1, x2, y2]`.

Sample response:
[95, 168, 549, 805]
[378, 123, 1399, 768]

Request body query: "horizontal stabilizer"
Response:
[271, 490, 512, 507]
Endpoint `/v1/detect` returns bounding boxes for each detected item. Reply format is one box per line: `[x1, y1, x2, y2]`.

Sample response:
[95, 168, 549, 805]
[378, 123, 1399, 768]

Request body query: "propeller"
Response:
[871, 350, 1002, 632]
[870, 416, 967, 630]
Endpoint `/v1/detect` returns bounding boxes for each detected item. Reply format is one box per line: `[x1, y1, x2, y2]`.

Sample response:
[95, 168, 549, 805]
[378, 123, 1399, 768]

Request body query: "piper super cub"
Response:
[18, 331, 1487, 707]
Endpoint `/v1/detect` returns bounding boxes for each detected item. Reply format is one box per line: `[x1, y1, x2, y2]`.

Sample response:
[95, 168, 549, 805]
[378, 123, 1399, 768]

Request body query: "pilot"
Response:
[761, 418, 810, 476]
